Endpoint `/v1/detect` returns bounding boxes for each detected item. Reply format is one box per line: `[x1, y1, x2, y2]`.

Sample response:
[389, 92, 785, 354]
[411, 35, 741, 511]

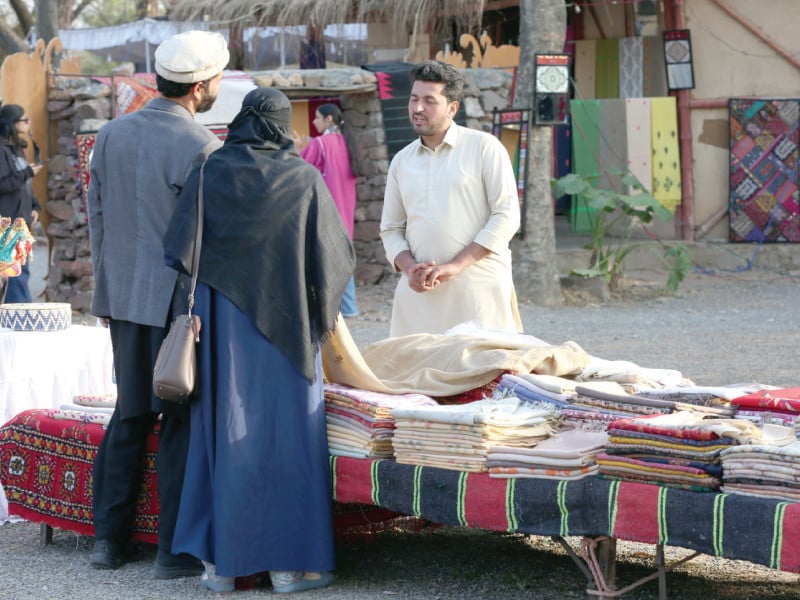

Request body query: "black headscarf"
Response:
[165, 87, 355, 382]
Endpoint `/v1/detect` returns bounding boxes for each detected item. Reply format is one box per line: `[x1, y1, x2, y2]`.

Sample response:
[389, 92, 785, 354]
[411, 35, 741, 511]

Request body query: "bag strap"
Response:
[187, 162, 205, 316]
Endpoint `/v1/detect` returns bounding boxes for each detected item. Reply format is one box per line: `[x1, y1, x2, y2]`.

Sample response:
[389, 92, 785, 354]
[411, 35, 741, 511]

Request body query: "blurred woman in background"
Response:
[0, 104, 42, 303]
[295, 103, 363, 318]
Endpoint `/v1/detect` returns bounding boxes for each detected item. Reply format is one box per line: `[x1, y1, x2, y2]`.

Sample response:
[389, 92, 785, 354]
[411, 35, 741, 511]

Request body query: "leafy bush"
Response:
[552, 172, 690, 292]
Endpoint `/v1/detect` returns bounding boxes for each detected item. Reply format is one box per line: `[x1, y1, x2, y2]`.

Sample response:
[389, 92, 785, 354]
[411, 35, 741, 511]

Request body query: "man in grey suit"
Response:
[87, 30, 228, 577]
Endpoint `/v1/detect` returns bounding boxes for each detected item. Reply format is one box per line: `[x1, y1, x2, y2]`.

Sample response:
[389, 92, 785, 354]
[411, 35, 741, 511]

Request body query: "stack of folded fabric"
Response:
[596, 412, 764, 492]
[632, 384, 769, 418]
[42, 392, 119, 426]
[720, 432, 800, 501]
[487, 428, 608, 480]
[496, 373, 619, 431]
[571, 382, 673, 417]
[391, 395, 557, 472]
[730, 387, 800, 427]
[323, 383, 437, 459]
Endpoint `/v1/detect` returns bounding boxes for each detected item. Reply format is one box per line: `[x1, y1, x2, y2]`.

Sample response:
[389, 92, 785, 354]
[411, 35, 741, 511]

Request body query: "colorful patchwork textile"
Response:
[729, 99, 800, 242]
[114, 74, 158, 116]
[75, 133, 96, 223]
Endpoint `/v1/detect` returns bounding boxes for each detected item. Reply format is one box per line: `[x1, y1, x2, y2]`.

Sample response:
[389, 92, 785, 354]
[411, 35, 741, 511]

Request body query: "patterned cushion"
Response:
[0, 303, 72, 332]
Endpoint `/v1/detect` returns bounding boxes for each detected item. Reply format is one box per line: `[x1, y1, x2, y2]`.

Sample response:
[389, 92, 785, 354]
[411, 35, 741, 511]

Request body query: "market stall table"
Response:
[2, 409, 799, 598]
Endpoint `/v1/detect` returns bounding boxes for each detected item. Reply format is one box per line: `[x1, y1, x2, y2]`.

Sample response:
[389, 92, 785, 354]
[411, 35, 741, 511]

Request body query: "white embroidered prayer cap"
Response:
[154, 30, 230, 84]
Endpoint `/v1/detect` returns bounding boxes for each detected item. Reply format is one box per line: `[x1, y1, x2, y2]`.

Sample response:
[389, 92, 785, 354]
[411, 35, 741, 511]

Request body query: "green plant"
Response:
[551, 172, 691, 292]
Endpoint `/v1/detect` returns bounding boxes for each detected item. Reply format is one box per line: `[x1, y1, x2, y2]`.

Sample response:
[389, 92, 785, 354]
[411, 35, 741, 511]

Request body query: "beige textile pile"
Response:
[322, 315, 590, 397]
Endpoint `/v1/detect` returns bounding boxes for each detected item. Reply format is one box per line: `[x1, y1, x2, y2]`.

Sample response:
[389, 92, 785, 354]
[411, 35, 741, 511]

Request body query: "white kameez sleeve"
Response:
[473, 135, 521, 254]
[380, 157, 411, 272]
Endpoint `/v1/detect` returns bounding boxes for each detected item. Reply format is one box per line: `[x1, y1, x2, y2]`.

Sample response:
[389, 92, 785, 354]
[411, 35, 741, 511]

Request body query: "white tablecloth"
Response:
[0, 324, 116, 425]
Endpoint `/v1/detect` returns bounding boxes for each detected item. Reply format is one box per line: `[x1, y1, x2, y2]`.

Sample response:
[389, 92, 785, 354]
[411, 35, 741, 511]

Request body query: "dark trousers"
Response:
[92, 320, 190, 552]
[4, 261, 32, 303]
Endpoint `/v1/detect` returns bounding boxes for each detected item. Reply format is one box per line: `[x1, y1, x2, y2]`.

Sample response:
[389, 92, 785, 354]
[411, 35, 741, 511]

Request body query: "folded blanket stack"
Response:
[630, 384, 752, 418]
[720, 440, 800, 501]
[487, 428, 607, 480]
[323, 383, 437, 459]
[391, 396, 558, 472]
[596, 412, 767, 492]
[36, 393, 119, 427]
[730, 387, 800, 430]
[572, 382, 676, 418]
[496, 373, 650, 431]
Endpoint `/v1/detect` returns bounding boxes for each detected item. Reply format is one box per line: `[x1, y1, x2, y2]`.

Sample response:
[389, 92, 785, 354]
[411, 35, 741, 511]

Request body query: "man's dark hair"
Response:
[409, 60, 464, 103]
[156, 74, 212, 98]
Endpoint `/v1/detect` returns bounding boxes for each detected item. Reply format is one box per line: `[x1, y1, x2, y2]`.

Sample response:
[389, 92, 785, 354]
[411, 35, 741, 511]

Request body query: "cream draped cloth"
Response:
[321, 315, 590, 397]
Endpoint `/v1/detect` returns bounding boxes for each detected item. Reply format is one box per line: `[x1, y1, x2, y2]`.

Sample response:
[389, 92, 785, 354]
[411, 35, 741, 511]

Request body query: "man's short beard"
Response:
[196, 88, 217, 113]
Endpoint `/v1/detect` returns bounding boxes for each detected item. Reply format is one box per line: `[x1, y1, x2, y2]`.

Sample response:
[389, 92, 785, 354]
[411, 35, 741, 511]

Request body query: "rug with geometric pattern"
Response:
[729, 99, 800, 242]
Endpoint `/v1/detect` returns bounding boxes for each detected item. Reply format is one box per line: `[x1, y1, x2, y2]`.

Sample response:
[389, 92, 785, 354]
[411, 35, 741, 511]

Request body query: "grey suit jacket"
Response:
[88, 97, 222, 327]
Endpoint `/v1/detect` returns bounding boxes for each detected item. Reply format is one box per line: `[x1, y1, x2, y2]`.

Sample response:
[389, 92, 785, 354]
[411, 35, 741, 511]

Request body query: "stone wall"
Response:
[42, 67, 514, 312]
[44, 75, 112, 311]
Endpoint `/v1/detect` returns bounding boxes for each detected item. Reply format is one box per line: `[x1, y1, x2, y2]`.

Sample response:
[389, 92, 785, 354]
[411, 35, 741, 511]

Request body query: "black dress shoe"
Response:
[89, 539, 125, 570]
[153, 549, 203, 579]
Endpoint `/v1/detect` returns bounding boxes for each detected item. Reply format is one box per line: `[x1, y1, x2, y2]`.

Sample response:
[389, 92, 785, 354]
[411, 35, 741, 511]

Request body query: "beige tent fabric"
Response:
[322, 315, 590, 397]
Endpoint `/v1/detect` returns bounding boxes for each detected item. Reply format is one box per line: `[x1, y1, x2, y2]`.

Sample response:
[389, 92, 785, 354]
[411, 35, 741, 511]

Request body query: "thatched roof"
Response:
[171, 0, 486, 33]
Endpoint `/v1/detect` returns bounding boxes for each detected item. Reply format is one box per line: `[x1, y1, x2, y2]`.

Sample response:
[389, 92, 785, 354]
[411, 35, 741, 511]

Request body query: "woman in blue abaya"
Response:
[164, 87, 354, 594]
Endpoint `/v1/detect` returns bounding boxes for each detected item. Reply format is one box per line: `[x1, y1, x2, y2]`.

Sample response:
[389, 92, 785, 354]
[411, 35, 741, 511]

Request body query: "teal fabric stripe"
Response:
[771, 502, 788, 570]
[506, 478, 518, 532]
[329, 455, 337, 502]
[456, 472, 468, 526]
[412, 465, 423, 517]
[657, 487, 668, 545]
[608, 480, 620, 537]
[557, 480, 570, 537]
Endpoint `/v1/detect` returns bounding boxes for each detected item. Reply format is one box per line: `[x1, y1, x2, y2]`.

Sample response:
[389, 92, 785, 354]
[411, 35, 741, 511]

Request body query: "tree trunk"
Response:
[0, 21, 29, 55]
[511, 0, 567, 306]
[34, 0, 60, 43]
[9, 0, 34, 38]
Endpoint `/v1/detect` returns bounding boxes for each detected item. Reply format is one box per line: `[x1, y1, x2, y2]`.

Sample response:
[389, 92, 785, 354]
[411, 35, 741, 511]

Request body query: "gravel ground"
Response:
[2, 265, 800, 599]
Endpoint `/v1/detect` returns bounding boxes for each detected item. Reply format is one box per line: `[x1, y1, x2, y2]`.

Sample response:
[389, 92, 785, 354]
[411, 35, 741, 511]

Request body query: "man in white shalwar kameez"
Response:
[381, 60, 522, 338]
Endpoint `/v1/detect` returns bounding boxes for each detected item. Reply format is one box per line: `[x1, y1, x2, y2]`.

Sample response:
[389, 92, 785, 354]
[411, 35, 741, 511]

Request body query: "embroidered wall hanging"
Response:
[75, 132, 97, 223]
[729, 99, 800, 242]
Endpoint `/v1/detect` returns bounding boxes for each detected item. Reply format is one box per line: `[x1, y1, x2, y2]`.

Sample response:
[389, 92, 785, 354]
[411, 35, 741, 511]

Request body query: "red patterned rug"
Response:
[0, 410, 413, 546]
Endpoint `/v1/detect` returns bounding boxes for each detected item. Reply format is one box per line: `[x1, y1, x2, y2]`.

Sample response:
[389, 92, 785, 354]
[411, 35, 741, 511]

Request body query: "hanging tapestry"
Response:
[625, 98, 653, 193]
[573, 40, 597, 100]
[642, 36, 668, 97]
[75, 132, 97, 223]
[594, 39, 619, 99]
[729, 99, 800, 242]
[650, 97, 682, 212]
[113, 74, 158, 116]
[569, 99, 600, 233]
[618, 37, 643, 99]
[597, 99, 628, 193]
[361, 63, 466, 163]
